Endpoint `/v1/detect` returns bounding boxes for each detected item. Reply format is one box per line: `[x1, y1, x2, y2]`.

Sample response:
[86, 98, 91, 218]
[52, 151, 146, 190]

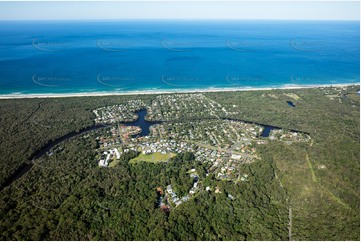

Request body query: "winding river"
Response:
[0, 109, 308, 191]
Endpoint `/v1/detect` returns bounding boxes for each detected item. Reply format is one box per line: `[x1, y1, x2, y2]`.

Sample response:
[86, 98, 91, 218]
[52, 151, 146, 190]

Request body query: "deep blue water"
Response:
[0, 20, 359, 94]
[123, 109, 162, 137]
[286, 101, 296, 107]
[261, 126, 277, 138]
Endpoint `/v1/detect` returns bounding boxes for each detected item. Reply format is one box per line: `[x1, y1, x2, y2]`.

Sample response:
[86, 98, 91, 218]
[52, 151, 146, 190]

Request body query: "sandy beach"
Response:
[0, 83, 359, 99]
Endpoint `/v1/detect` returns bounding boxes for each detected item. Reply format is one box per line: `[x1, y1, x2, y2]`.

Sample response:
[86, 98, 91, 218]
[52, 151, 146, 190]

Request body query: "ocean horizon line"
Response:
[0, 19, 359, 22]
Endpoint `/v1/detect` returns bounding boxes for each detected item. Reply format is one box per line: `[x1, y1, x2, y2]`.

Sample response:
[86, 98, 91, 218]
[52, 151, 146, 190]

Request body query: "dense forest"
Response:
[0, 132, 288, 240]
[0, 85, 359, 240]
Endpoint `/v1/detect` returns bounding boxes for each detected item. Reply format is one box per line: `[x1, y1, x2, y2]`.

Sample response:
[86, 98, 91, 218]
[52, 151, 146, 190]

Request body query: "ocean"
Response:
[0, 20, 359, 95]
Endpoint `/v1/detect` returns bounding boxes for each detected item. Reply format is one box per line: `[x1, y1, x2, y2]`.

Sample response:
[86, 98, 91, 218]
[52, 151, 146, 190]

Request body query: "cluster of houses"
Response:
[137, 140, 196, 155]
[268, 129, 311, 142]
[240, 174, 249, 182]
[146, 93, 229, 121]
[98, 148, 121, 167]
[116, 125, 142, 141]
[189, 172, 199, 195]
[96, 125, 142, 149]
[92, 94, 313, 182]
[96, 134, 122, 149]
[93, 99, 145, 124]
[165, 170, 199, 207]
[215, 157, 251, 181]
[111, 138, 254, 181]
[319, 85, 359, 104]
[154, 120, 263, 151]
[320, 86, 349, 96]
[165, 185, 189, 207]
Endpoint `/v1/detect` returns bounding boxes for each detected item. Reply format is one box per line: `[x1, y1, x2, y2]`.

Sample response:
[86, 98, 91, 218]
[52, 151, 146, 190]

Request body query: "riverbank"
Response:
[0, 83, 359, 99]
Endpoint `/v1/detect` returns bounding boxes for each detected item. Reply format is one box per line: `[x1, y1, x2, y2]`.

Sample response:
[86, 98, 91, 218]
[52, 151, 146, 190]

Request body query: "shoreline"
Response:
[0, 83, 359, 99]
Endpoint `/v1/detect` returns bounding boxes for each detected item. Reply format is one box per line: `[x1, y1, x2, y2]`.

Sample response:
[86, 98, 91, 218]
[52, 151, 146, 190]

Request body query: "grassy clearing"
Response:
[305, 153, 317, 182]
[129, 152, 176, 164]
[283, 93, 301, 100]
[108, 159, 120, 167]
[265, 142, 358, 240]
[304, 150, 349, 210]
[319, 184, 351, 209]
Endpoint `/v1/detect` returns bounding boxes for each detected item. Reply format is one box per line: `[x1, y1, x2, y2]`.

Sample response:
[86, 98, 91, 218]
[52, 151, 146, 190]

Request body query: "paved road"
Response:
[187, 140, 258, 159]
